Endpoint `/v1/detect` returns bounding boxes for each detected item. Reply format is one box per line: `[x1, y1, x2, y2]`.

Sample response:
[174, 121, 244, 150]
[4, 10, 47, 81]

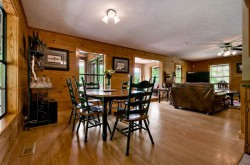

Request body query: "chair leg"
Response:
[110, 118, 119, 140]
[76, 117, 82, 132]
[126, 122, 132, 156]
[72, 108, 77, 131]
[68, 107, 74, 125]
[85, 116, 89, 142]
[107, 121, 111, 134]
[143, 119, 154, 144]
[96, 113, 101, 127]
[108, 101, 112, 115]
[117, 102, 120, 111]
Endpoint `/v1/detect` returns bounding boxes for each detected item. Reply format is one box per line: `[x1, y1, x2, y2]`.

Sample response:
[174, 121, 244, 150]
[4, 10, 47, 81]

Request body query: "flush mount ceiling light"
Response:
[102, 9, 120, 24]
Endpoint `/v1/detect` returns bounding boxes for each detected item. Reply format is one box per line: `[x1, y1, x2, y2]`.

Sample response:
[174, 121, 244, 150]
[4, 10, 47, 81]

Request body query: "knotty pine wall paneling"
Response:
[1, 0, 28, 163]
[29, 29, 190, 111]
[190, 55, 242, 91]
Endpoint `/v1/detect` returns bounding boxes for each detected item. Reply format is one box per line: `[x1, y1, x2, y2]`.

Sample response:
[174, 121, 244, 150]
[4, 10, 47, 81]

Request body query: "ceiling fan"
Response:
[217, 40, 242, 56]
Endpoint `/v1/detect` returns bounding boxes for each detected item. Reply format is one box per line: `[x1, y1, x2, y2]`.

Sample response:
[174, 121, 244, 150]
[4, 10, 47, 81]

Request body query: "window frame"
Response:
[151, 66, 159, 84]
[0, 6, 7, 119]
[175, 65, 182, 83]
[209, 64, 230, 89]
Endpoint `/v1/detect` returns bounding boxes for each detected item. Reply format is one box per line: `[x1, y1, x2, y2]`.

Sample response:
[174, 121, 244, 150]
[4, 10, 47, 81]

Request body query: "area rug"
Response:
[230, 100, 241, 109]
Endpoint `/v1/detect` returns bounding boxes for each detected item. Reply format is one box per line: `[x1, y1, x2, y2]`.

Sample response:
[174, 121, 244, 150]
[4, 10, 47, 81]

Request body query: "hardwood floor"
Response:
[5, 102, 244, 165]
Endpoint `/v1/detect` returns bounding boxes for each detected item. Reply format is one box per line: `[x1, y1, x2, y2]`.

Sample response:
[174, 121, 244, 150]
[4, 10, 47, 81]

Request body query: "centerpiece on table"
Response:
[104, 68, 115, 89]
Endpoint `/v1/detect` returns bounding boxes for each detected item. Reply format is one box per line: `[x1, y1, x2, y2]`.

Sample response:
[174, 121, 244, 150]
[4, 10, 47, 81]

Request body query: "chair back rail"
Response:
[73, 77, 90, 111]
[85, 81, 100, 89]
[66, 78, 78, 107]
[126, 76, 155, 119]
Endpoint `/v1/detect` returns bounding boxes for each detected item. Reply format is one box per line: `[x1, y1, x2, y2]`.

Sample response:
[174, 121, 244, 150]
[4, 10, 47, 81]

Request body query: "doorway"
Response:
[77, 49, 104, 88]
[134, 57, 161, 99]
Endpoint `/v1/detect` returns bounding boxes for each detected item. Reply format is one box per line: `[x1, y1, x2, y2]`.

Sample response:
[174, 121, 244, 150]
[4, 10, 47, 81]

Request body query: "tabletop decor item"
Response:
[104, 68, 115, 89]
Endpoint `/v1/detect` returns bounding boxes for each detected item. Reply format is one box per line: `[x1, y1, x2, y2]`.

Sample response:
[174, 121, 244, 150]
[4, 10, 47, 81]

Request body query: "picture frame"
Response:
[113, 57, 129, 73]
[236, 63, 242, 73]
[44, 47, 69, 71]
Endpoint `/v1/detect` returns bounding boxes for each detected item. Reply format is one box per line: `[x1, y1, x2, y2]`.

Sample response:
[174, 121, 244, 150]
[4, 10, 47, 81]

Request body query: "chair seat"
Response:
[76, 102, 94, 108]
[78, 109, 97, 116]
[90, 105, 103, 113]
[113, 111, 148, 122]
[88, 99, 100, 103]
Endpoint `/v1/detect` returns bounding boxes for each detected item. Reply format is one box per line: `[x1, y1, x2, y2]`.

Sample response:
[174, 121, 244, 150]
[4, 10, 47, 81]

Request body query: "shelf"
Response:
[29, 50, 44, 58]
[30, 87, 52, 89]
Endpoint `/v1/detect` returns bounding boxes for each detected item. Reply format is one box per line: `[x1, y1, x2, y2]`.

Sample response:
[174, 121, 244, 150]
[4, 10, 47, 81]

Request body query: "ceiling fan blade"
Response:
[232, 47, 242, 51]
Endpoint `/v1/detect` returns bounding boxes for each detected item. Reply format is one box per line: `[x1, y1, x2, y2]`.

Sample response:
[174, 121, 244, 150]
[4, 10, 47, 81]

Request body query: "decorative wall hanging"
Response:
[44, 47, 69, 71]
[113, 57, 129, 73]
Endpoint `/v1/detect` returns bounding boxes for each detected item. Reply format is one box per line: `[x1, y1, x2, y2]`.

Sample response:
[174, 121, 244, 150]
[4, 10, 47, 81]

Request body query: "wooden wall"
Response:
[1, 0, 28, 163]
[189, 55, 242, 91]
[29, 29, 190, 112]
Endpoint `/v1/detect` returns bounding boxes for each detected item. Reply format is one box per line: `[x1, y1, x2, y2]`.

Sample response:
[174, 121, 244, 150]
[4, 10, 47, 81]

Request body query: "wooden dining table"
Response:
[86, 89, 129, 141]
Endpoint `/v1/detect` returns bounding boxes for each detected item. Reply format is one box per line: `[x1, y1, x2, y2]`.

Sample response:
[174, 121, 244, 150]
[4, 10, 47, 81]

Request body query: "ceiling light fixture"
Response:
[102, 9, 120, 24]
[217, 44, 239, 57]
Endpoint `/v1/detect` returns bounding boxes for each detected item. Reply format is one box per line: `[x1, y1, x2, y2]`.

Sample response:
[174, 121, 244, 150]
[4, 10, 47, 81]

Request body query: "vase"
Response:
[106, 78, 111, 89]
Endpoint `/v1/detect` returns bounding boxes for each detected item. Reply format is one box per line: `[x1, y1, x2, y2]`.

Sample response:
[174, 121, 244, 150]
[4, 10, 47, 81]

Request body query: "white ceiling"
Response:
[21, 0, 242, 61]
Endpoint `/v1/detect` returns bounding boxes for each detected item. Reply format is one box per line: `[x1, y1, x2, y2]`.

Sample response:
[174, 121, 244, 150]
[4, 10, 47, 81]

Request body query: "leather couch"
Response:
[171, 83, 226, 114]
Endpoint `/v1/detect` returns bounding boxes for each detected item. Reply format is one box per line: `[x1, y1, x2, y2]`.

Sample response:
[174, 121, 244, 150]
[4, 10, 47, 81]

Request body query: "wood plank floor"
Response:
[5, 102, 244, 165]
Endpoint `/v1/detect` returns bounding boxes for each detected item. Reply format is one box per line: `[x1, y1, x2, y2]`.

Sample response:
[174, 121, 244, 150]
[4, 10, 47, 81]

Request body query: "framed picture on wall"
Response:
[44, 47, 69, 71]
[236, 63, 242, 73]
[113, 57, 129, 73]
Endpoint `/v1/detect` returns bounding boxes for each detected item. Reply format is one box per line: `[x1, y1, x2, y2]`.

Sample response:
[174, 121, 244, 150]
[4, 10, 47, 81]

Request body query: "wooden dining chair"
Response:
[85, 81, 101, 106]
[74, 77, 111, 142]
[66, 78, 82, 131]
[109, 81, 129, 114]
[110, 75, 155, 156]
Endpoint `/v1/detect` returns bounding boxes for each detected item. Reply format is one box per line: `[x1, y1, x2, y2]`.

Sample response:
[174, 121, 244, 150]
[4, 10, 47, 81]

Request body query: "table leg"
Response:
[228, 93, 235, 106]
[158, 91, 161, 103]
[102, 98, 108, 141]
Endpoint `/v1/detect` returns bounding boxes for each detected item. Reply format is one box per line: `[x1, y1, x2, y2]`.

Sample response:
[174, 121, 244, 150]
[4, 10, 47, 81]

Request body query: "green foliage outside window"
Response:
[134, 68, 141, 83]
[210, 64, 229, 88]
[175, 65, 182, 83]
[151, 67, 159, 84]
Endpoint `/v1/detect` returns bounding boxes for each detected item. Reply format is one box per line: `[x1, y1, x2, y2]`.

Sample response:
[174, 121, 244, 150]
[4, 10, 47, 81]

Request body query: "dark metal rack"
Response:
[25, 38, 52, 130]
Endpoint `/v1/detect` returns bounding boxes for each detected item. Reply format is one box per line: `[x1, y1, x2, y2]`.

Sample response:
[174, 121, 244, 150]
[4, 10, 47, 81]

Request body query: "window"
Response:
[175, 65, 182, 83]
[98, 58, 104, 87]
[134, 67, 141, 83]
[210, 64, 229, 89]
[151, 67, 159, 84]
[79, 58, 85, 81]
[0, 6, 6, 118]
[79, 54, 104, 87]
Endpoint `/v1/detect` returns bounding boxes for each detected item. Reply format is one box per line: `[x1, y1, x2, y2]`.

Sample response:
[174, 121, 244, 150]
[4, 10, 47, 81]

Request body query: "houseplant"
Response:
[104, 68, 115, 89]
